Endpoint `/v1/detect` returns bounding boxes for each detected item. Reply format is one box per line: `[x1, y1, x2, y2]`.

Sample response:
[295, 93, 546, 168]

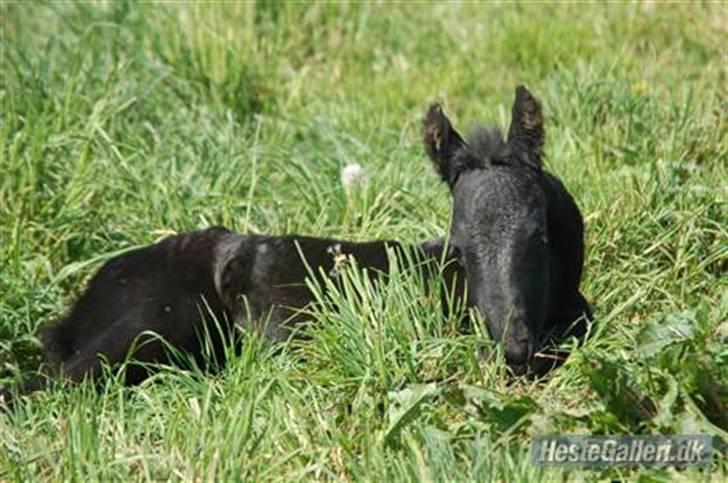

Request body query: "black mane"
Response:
[449, 127, 516, 183]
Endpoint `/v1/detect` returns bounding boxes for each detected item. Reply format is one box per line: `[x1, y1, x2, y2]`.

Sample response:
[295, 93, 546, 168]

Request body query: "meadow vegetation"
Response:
[1, 2, 726, 480]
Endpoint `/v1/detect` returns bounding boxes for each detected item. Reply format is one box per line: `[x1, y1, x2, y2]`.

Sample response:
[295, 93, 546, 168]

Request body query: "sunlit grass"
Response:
[1, 2, 726, 480]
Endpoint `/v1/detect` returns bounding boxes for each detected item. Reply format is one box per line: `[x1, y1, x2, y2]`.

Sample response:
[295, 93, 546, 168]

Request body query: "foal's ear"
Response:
[423, 103, 466, 186]
[507, 85, 544, 167]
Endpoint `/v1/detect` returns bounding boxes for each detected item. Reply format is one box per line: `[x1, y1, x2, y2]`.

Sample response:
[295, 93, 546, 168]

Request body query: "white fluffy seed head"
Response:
[340, 163, 367, 189]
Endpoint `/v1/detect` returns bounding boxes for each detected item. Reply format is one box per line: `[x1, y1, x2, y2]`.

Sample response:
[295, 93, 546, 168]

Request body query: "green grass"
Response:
[1, 1, 726, 481]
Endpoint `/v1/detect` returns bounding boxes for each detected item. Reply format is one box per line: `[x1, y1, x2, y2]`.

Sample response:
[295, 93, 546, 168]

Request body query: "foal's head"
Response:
[423, 86, 551, 373]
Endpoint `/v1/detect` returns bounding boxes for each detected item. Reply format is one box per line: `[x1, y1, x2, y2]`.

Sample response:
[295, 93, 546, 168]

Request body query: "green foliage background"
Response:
[1, 2, 726, 480]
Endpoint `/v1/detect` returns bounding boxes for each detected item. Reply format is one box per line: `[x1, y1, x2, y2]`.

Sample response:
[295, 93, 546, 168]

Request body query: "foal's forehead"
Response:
[453, 165, 546, 215]
[456, 163, 539, 188]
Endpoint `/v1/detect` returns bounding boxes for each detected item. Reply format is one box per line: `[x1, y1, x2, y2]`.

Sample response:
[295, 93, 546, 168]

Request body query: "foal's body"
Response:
[3, 228, 463, 402]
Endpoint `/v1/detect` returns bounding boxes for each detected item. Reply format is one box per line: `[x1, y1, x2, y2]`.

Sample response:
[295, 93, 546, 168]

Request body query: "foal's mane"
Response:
[450, 126, 526, 180]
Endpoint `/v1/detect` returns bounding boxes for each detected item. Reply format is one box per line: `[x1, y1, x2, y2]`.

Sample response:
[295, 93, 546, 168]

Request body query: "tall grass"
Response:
[1, 2, 726, 480]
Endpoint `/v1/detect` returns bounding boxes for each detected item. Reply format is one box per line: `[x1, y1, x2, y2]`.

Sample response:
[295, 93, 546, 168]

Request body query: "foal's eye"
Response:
[528, 225, 548, 244]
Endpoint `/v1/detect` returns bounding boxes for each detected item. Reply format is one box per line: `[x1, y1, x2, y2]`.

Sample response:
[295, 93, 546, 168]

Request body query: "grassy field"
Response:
[1, 1, 726, 481]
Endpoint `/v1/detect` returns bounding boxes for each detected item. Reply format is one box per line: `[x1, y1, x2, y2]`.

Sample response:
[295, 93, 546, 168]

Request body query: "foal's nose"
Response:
[504, 334, 536, 374]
